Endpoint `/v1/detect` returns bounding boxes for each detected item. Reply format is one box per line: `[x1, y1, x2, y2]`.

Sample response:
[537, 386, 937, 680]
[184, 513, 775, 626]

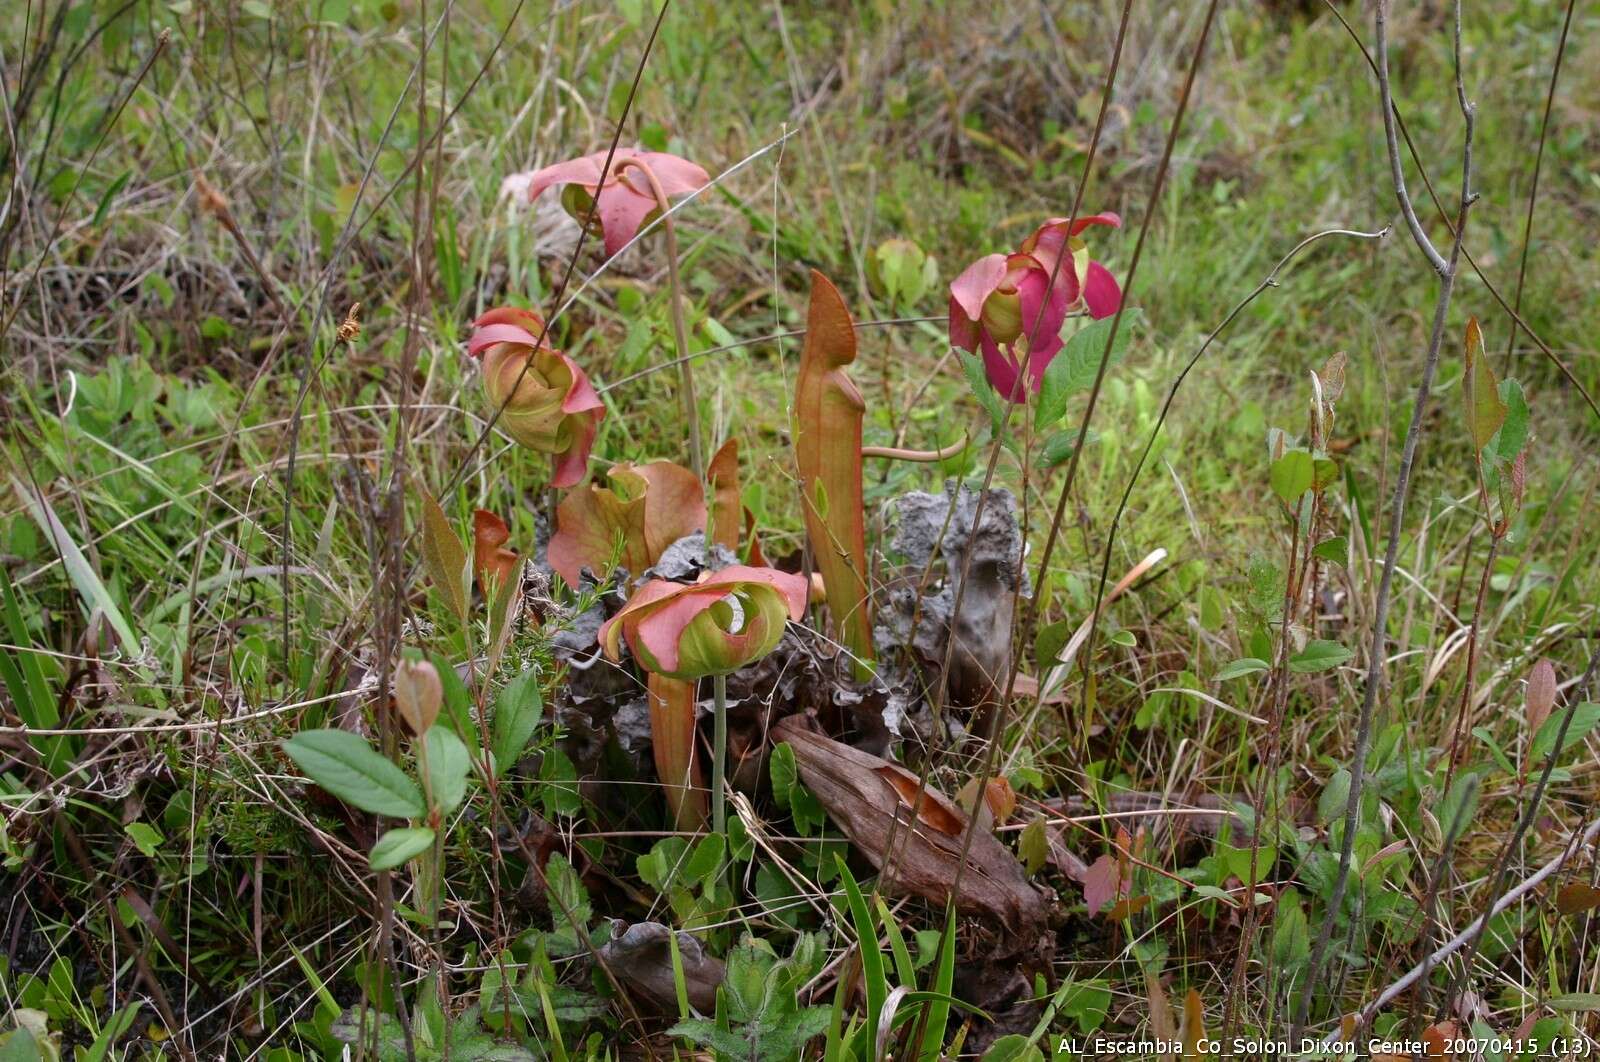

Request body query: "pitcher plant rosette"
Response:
[948, 211, 1123, 402]
[468, 306, 604, 488]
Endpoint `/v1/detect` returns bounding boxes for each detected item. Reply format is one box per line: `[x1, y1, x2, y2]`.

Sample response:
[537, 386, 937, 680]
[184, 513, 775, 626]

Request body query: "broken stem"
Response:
[618, 156, 704, 478]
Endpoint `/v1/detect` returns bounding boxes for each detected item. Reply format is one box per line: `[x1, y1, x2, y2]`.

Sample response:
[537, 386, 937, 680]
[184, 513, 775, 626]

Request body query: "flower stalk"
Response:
[616, 156, 704, 478]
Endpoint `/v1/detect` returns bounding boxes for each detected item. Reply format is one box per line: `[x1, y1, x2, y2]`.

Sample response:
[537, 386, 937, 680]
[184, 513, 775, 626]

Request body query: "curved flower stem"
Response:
[617, 157, 704, 478]
[711, 673, 729, 841]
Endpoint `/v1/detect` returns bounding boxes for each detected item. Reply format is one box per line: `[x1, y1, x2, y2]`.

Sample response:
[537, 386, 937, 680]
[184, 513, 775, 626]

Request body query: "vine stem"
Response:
[711, 673, 729, 840]
[617, 156, 705, 479]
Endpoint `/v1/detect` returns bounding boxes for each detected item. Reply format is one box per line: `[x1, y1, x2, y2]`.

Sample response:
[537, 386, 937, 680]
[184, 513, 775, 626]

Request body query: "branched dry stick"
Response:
[1440, 644, 1600, 1016]
[1313, 813, 1600, 1045]
[1317, 0, 1600, 428]
[1294, 0, 1478, 1033]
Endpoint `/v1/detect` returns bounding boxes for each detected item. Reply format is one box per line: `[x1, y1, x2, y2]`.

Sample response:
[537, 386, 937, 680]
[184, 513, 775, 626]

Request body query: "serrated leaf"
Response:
[959, 350, 1005, 434]
[425, 726, 470, 815]
[1215, 658, 1270, 682]
[1463, 317, 1506, 453]
[369, 827, 435, 870]
[283, 729, 424, 818]
[491, 668, 544, 779]
[1269, 450, 1315, 505]
[1289, 640, 1352, 673]
[420, 492, 470, 622]
[1036, 312, 1138, 427]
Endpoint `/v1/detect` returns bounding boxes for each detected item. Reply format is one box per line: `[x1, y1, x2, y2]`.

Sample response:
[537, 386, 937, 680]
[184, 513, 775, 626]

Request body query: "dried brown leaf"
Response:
[772, 715, 1048, 944]
[1525, 658, 1557, 737]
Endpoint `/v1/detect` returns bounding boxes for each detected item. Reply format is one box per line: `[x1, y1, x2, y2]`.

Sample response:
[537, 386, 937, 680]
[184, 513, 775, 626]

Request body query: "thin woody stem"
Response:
[617, 156, 705, 479]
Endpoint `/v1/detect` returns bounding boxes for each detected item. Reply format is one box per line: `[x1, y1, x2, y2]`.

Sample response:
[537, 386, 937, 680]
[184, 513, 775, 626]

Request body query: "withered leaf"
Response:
[873, 766, 965, 836]
[594, 920, 724, 1014]
[772, 715, 1048, 945]
[1556, 882, 1600, 916]
[1525, 658, 1557, 738]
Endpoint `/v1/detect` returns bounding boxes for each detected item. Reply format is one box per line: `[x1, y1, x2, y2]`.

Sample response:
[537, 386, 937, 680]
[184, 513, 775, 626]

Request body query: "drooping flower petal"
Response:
[593, 182, 659, 257]
[980, 338, 1026, 404]
[948, 254, 1009, 351]
[1082, 259, 1123, 319]
[636, 151, 713, 196]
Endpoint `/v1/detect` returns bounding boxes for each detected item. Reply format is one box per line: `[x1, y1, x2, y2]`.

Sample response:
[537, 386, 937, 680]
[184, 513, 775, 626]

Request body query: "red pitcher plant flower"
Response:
[468, 306, 604, 488]
[515, 148, 710, 257]
[598, 566, 807, 682]
[600, 565, 807, 835]
[948, 211, 1122, 402]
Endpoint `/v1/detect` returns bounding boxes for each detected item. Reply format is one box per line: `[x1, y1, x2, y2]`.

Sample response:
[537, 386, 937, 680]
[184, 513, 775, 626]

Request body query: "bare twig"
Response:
[1442, 644, 1600, 1015]
[1316, 813, 1600, 1042]
[1295, 0, 1479, 1030]
[1375, 1, 1448, 276]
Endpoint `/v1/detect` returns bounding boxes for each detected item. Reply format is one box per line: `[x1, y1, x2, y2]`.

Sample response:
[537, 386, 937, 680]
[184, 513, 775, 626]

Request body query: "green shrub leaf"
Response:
[283, 729, 424, 818]
[369, 827, 434, 870]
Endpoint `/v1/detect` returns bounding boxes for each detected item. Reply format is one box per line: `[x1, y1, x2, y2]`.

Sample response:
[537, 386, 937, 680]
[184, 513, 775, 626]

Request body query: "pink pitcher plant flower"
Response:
[468, 306, 604, 488]
[516, 148, 710, 257]
[948, 211, 1123, 402]
[598, 566, 807, 682]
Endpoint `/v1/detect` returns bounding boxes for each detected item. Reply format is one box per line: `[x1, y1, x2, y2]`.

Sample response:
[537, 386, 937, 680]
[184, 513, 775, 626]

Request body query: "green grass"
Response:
[2, 0, 1598, 1058]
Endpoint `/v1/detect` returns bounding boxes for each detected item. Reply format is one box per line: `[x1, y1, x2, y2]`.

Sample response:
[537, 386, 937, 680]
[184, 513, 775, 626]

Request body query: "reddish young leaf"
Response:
[472, 509, 520, 597]
[547, 460, 705, 587]
[1080, 854, 1122, 916]
[794, 271, 874, 678]
[1525, 658, 1557, 738]
[706, 438, 742, 552]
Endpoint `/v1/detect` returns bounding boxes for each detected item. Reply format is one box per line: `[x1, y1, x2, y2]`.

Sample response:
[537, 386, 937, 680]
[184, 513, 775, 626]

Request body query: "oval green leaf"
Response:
[369, 827, 435, 870]
[283, 729, 424, 819]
